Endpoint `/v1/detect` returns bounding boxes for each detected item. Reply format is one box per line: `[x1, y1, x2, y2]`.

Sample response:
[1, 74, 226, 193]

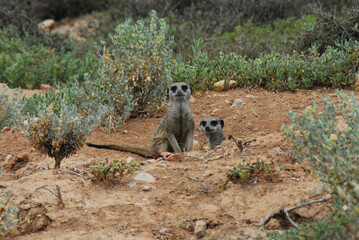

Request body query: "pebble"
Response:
[194, 220, 207, 238]
[231, 98, 245, 107]
[159, 228, 167, 235]
[143, 186, 151, 191]
[213, 80, 237, 91]
[134, 173, 155, 183]
[5, 154, 12, 163]
[127, 182, 136, 188]
[123, 130, 128, 134]
[272, 148, 285, 155]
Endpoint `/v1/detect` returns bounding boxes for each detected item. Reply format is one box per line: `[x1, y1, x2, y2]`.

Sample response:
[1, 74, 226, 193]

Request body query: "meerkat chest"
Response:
[167, 103, 193, 132]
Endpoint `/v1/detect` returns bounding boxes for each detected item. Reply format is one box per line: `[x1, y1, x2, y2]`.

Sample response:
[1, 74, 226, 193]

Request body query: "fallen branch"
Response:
[45, 185, 65, 208]
[56, 185, 65, 208]
[228, 135, 257, 152]
[282, 202, 298, 228]
[254, 197, 329, 230]
[59, 169, 82, 177]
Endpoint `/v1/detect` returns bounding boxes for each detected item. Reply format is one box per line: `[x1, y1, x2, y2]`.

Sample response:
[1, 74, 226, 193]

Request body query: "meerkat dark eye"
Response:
[201, 121, 207, 127]
[170, 86, 177, 92]
[181, 85, 188, 91]
[210, 121, 218, 127]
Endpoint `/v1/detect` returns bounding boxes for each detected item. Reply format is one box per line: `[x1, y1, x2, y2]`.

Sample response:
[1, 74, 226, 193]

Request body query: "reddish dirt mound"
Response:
[1, 87, 340, 239]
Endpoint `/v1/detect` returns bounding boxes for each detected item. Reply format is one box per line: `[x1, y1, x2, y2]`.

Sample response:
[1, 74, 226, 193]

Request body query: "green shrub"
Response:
[90, 159, 139, 185]
[22, 100, 103, 169]
[223, 15, 316, 58]
[0, 167, 29, 237]
[96, 10, 173, 128]
[294, 8, 359, 53]
[173, 40, 359, 91]
[227, 158, 283, 185]
[275, 91, 359, 239]
[0, 28, 98, 89]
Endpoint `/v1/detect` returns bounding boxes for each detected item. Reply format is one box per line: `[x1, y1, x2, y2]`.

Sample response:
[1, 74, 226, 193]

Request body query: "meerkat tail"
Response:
[86, 143, 150, 157]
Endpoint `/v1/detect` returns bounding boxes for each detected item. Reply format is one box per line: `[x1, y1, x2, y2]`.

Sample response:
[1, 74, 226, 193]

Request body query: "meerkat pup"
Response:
[199, 117, 225, 149]
[87, 82, 195, 156]
[151, 82, 195, 153]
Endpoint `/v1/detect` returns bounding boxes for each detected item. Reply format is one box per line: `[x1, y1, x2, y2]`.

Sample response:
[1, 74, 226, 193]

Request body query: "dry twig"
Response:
[228, 135, 257, 152]
[254, 197, 329, 230]
[45, 185, 65, 208]
[59, 169, 82, 177]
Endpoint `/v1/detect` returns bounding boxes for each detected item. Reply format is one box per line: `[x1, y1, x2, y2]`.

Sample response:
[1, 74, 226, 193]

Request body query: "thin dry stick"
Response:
[254, 197, 328, 230]
[45, 186, 58, 197]
[45, 185, 65, 208]
[184, 154, 204, 161]
[282, 202, 298, 228]
[59, 169, 82, 177]
[56, 185, 65, 208]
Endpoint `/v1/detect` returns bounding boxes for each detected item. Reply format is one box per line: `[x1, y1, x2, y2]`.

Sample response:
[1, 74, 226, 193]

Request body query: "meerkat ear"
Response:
[220, 119, 224, 128]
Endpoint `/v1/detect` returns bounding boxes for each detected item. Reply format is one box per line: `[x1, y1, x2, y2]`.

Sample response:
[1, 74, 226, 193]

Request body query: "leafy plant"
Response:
[22, 101, 103, 169]
[0, 28, 98, 89]
[0, 167, 29, 237]
[223, 15, 316, 58]
[90, 159, 139, 185]
[295, 8, 359, 53]
[173, 39, 359, 91]
[227, 158, 283, 184]
[276, 91, 359, 239]
[96, 10, 174, 129]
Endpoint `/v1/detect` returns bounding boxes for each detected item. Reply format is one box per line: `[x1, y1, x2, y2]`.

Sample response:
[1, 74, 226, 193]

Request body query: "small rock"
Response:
[245, 94, 257, 98]
[231, 98, 245, 107]
[134, 136, 138, 140]
[38, 19, 55, 33]
[140, 161, 146, 165]
[213, 80, 237, 91]
[126, 157, 135, 164]
[143, 186, 151, 191]
[40, 84, 52, 91]
[194, 220, 207, 238]
[167, 153, 184, 162]
[159, 228, 167, 235]
[127, 182, 136, 188]
[309, 183, 329, 199]
[134, 173, 155, 183]
[4, 154, 12, 163]
[242, 148, 253, 156]
[123, 130, 128, 134]
[1, 126, 11, 132]
[233, 115, 237, 119]
[272, 148, 285, 155]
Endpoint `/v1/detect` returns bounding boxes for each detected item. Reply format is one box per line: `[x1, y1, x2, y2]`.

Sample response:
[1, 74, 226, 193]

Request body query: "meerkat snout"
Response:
[200, 117, 225, 149]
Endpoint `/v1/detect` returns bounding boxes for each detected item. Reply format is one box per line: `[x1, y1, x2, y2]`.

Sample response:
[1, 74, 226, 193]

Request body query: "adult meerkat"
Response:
[87, 82, 195, 156]
[199, 117, 225, 149]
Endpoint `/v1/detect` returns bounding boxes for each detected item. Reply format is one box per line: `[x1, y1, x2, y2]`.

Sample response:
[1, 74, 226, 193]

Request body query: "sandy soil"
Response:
[0, 86, 342, 239]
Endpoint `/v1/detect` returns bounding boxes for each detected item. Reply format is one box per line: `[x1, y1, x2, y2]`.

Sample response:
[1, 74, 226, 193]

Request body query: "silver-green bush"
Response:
[275, 91, 359, 239]
[96, 10, 174, 129]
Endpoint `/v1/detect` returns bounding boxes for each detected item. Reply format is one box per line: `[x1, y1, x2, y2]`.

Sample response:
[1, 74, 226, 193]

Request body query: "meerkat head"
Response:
[168, 82, 192, 102]
[200, 117, 224, 135]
